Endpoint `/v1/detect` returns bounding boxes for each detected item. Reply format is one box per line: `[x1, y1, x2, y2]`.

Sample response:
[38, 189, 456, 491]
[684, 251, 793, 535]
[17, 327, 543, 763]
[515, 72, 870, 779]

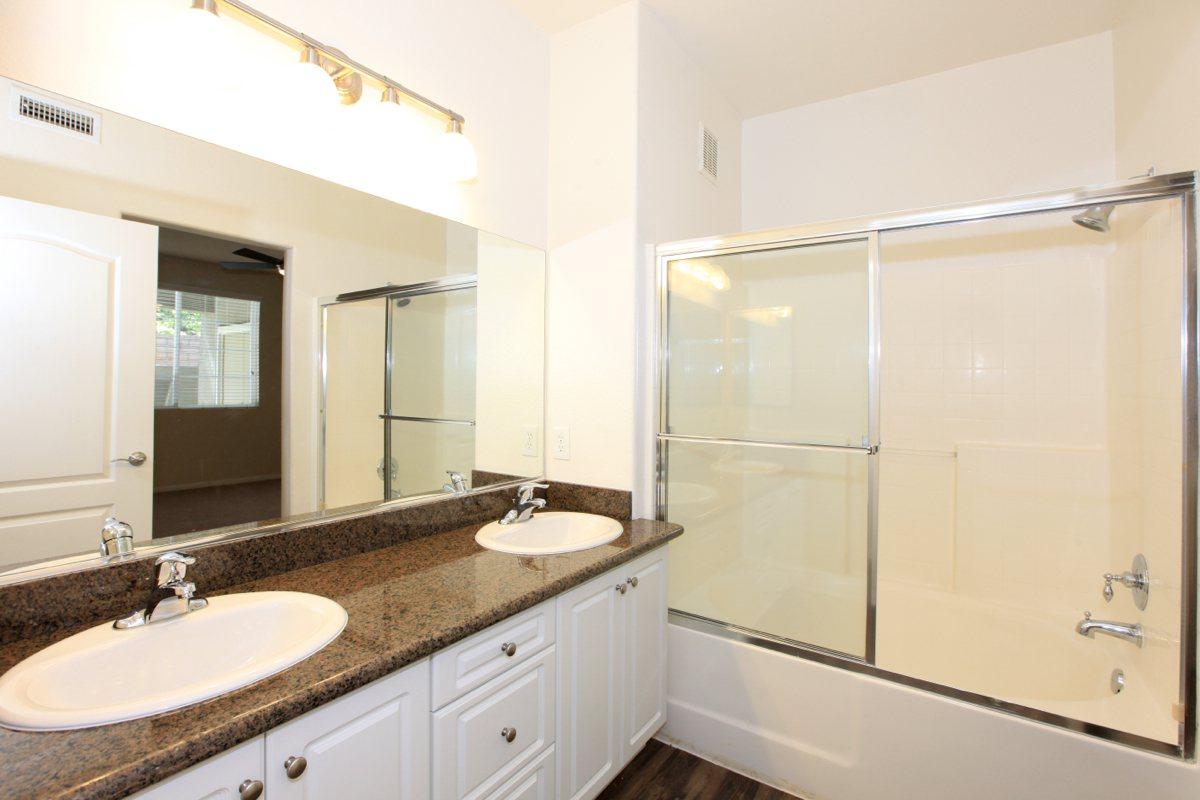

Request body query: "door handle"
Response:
[111, 451, 147, 467]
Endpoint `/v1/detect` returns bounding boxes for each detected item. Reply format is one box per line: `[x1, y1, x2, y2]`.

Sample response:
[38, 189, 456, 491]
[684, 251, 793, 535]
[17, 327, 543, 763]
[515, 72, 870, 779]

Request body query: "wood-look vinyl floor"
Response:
[597, 739, 799, 800]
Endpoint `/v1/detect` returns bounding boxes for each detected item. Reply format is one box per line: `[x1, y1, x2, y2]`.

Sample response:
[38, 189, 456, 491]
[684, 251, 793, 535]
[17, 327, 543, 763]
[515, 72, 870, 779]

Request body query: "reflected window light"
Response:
[734, 306, 794, 326]
[671, 260, 731, 291]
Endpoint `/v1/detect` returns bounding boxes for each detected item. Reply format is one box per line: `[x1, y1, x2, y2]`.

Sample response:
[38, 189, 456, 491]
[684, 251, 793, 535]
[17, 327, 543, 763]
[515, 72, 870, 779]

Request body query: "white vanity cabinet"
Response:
[128, 546, 668, 800]
[430, 600, 557, 799]
[129, 738, 265, 800]
[556, 547, 668, 800]
[264, 659, 431, 800]
[129, 661, 431, 800]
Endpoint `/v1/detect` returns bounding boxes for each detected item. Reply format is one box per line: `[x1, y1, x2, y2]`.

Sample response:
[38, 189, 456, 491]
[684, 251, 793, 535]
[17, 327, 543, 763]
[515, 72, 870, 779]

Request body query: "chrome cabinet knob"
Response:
[501, 726, 517, 743]
[111, 451, 147, 467]
[239, 779, 264, 800]
[615, 583, 627, 595]
[627, 576, 638, 588]
[500, 641, 517, 657]
[284, 755, 307, 780]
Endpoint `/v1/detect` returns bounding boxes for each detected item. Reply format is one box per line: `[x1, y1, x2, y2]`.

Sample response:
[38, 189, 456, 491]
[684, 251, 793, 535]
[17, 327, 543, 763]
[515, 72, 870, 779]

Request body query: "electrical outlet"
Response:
[553, 427, 571, 460]
[521, 426, 538, 457]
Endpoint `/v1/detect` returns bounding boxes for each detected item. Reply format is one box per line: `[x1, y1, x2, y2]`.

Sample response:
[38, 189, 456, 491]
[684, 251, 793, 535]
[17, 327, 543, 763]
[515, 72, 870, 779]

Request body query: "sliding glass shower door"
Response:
[385, 284, 477, 498]
[660, 236, 876, 657]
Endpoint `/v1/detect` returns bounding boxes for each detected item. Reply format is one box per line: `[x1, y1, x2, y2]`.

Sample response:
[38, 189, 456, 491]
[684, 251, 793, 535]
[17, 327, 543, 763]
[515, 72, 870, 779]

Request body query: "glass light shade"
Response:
[177, 0, 232, 59]
[187, 1, 223, 31]
[440, 127, 478, 182]
[292, 49, 338, 104]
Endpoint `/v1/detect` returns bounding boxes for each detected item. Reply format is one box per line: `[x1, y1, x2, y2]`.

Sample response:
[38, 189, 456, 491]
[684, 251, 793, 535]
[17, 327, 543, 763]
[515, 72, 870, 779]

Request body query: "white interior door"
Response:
[0, 194, 157, 566]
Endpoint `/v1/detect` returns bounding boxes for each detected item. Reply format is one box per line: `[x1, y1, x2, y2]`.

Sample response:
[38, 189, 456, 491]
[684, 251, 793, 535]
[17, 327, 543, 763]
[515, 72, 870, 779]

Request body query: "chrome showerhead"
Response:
[1072, 205, 1114, 233]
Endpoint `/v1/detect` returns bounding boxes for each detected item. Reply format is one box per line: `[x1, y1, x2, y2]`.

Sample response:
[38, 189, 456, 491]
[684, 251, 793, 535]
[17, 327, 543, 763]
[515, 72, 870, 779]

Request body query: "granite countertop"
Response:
[0, 518, 682, 800]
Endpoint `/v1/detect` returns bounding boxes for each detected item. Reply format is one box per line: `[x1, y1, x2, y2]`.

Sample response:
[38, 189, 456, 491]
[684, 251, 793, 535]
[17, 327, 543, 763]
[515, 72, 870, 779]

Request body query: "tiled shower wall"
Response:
[1108, 200, 1183, 703]
[878, 216, 1113, 608]
[878, 203, 1182, 616]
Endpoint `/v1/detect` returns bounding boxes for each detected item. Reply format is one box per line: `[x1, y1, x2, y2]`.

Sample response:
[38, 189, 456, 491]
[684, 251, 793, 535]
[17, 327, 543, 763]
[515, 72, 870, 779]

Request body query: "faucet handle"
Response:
[155, 551, 196, 585]
[516, 482, 549, 503]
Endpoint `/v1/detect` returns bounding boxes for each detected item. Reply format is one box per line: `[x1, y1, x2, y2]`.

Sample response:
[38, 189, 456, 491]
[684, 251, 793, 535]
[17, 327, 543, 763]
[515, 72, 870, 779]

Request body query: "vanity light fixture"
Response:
[189, 0, 219, 20]
[441, 119, 479, 182]
[184, 0, 477, 181]
[294, 45, 340, 104]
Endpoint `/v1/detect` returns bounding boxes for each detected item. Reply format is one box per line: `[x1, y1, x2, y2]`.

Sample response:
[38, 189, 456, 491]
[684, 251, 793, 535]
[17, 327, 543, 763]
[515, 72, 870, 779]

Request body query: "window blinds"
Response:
[154, 289, 261, 409]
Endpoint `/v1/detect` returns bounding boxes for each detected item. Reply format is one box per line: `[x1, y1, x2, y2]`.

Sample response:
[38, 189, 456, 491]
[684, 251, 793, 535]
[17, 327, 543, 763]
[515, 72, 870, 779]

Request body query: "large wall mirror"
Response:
[0, 76, 545, 578]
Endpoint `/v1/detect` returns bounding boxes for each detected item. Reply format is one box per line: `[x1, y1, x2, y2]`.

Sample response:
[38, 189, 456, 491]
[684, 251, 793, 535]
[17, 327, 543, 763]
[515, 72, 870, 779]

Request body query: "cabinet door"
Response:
[556, 568, 624, 800]
[265, 659, 430, 800]
[129, 737, 264, 800]
[622, 548, 668, 761]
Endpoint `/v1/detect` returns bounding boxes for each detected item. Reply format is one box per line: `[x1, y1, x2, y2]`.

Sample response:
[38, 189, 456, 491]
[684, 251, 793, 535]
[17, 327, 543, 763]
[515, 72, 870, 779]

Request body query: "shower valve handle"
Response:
[1101, 554, 1149, 609]
[1103, 570, 1147, 602]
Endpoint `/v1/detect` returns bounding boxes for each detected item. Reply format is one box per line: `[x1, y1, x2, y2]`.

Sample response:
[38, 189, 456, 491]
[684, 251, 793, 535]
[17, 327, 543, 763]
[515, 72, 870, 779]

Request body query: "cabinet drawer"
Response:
[433, 600, 554, 708]
[433, 645, 556, 800]
[481, 745, 555, 800]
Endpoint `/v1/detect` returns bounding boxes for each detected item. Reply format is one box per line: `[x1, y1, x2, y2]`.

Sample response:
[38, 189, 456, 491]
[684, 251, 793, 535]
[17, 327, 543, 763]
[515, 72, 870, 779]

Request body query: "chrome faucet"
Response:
[499, 482, 548, 525]
[1075, 611, 1143, 647]
[114, 552, 208, 629]
[443, 470, 469, 494]
[99, 517, 134, 558]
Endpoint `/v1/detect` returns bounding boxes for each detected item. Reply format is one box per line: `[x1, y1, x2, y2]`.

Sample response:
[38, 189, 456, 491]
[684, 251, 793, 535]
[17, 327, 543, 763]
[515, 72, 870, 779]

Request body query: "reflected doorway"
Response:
[150, 226, 284, 537]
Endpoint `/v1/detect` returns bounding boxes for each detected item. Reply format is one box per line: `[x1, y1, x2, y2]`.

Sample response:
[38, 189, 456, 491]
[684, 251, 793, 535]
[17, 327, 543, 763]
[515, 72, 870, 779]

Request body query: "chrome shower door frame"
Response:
[319, 273, 478, 506]
[656, 230, 879, 661]
[654, 170, 1198, 759]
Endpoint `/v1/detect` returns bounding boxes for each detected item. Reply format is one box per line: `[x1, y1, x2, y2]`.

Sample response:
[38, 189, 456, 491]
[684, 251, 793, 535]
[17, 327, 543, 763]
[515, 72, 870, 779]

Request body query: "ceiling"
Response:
[507, 0, 1119, 117]
[158, 226, 285, 266]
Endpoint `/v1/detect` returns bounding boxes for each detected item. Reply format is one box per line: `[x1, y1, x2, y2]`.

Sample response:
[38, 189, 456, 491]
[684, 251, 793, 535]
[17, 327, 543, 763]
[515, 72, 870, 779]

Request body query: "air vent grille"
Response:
[10, 88, 100, 142]
[698, 123, 718, 183]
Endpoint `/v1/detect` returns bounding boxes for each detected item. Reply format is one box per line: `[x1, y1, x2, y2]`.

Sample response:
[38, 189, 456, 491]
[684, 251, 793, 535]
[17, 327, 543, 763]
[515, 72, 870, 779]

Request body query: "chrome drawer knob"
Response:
[284, 755, 307, 780]
[500, 641, 517, 657]
[627, 576, 638, 588]
[615, 583, 627, 594]
[501, 726, 517, 743]
[239, 779, 264, 800]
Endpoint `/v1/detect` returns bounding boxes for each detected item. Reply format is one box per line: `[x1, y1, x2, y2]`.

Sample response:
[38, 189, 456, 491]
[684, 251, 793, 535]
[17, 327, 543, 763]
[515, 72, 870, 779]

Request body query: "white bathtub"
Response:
[875, 579, 1178, 744]
[673, 565, 1178, 745]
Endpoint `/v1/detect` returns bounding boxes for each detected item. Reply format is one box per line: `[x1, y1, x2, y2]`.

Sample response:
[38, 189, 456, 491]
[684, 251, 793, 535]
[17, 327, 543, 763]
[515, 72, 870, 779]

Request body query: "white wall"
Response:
[741, 34, 1117, 229]
[633, 3, 742, 513]
[0, 0, 549, 249]
[1113, 0, 1200, 176]
[545, 0, 741, 494]
[545, 3, 640, 490]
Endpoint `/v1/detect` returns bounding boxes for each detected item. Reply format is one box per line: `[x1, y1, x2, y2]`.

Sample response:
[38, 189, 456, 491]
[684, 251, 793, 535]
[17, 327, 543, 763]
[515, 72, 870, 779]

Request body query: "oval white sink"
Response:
[0, 591, 347, 731]
[475, 512, 622, 556]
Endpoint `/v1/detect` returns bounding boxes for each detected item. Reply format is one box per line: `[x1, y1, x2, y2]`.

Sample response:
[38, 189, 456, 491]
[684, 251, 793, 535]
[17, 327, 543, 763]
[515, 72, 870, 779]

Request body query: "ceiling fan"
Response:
[220, 247, 285, 276]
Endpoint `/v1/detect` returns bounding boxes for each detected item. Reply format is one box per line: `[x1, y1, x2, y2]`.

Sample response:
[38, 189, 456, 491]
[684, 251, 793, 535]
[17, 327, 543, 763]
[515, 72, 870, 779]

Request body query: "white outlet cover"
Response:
[553, 427, 570, 460]
[521, 426, 538, 457]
